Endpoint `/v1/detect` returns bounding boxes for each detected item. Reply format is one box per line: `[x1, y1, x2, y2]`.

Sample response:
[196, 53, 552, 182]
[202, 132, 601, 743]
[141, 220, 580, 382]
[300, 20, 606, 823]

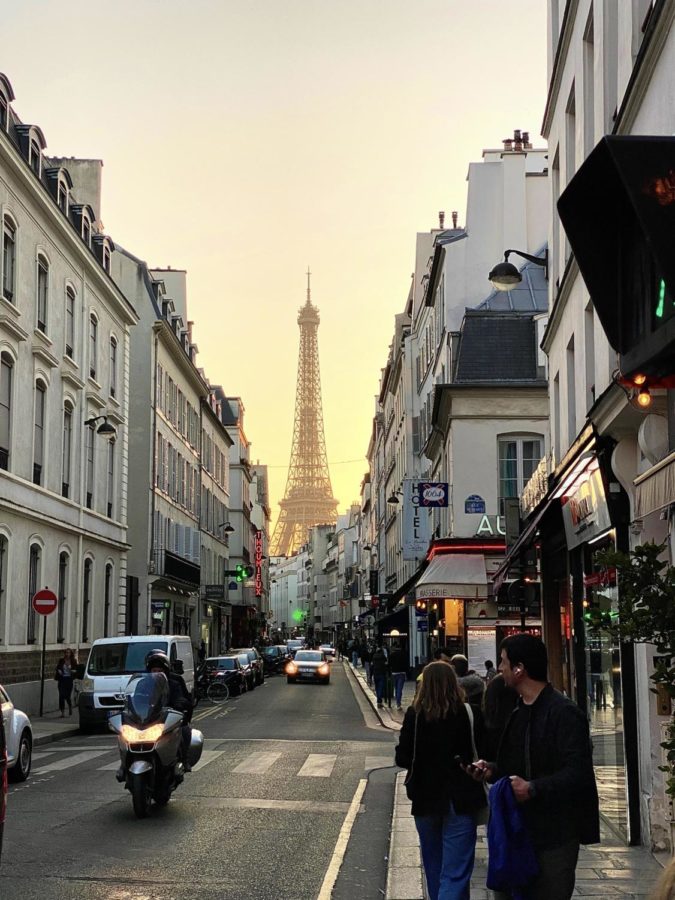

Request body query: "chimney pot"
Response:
[451, 211, 458, 229]
[438, 211, 445, 228]
[522, 131, 531, 148]
[503, 138, 513, 152]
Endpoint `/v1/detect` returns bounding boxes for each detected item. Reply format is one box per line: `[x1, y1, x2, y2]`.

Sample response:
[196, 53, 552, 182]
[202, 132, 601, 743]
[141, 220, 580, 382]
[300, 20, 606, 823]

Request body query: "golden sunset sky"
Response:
[1, 0, 546, 520]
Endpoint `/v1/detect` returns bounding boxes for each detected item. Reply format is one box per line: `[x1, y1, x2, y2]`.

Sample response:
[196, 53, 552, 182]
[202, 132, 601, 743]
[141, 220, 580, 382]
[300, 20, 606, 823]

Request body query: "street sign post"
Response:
[32, 588, 58, 717]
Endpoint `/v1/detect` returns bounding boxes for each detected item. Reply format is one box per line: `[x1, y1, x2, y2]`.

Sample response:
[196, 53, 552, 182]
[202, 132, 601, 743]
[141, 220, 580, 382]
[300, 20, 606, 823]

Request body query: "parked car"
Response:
[319, 643, 336, 659]
[286, 650, 331, 685]
[204, 656, 248, 696]
[236, 653, 257, 691]
[0, 685, 32, 781]
[230, 648, 264, 685]
[261, 646, 285, 675]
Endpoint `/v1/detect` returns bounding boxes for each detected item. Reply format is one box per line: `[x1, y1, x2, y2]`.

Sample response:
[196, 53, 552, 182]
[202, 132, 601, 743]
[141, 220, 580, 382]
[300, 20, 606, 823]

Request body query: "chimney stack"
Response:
[503, 138, 513, 152]
[522, 131, 532, 149]
[513, 129, 523, 151]
[439, 211, 445, 228]
[451, 211, 458, 229]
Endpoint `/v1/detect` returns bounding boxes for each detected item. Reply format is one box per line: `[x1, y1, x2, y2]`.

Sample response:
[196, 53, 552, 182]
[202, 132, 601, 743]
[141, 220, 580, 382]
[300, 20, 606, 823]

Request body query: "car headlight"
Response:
[120, 723, 164, 743]
[286, 663, 298, 675]
[318, 664, 329, 675]
[81, 676, 94, 691]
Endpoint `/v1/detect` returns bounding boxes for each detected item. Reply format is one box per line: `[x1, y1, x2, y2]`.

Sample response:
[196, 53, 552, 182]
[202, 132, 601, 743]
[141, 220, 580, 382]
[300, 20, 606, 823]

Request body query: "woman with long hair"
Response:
[395, 661, 486, 900]
[55, 647, 78, 716]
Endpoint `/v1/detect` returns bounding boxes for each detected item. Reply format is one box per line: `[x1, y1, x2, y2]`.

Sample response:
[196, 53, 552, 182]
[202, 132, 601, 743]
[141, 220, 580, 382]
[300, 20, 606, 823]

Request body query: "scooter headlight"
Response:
[120, 723, 164, 743]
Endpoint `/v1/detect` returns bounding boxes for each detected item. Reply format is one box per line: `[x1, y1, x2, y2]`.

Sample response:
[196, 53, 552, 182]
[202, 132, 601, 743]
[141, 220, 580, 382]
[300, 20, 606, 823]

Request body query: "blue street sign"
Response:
[465, 494, 486, 514]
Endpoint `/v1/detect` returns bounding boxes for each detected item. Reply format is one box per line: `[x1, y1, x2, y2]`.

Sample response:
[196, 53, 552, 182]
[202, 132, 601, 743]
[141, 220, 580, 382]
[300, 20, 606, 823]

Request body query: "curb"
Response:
[385, 771, 427, 900]
[33, 723, 82, 747]
[343, 661, 402, 732]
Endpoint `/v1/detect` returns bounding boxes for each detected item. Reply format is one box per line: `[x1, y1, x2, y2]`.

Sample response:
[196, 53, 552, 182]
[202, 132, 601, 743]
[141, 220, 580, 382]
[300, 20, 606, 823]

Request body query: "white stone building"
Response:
[0, 74, 137, 711]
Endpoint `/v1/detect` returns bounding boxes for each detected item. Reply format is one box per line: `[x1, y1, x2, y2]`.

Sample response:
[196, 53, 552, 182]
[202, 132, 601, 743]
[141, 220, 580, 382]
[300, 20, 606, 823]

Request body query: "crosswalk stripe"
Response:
[232, 751, 281, 774]
[98, 761, 122, 771]
[297, 754, 337, 778]
[33, 750, 110, 775]
[193, 749, 226, 772]
[364, 756, 392, 771]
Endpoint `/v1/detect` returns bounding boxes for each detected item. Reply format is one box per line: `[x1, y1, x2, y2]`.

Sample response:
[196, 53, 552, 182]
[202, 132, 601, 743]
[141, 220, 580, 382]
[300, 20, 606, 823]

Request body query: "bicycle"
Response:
[195, 669, 230, 705]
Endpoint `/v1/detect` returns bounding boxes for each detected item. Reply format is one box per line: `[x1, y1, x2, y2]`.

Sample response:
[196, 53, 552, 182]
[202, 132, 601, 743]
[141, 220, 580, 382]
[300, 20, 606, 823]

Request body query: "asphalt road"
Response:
[1, 661, 398, 900]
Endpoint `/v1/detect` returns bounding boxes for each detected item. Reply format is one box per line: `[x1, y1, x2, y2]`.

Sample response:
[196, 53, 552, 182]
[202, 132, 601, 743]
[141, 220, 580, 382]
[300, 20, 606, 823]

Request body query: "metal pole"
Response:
[39, 614, 47, 717]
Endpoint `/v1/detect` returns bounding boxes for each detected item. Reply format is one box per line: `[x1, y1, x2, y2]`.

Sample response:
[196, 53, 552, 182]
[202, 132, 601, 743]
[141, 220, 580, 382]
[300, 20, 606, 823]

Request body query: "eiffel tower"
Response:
[271, 270, 338, 556]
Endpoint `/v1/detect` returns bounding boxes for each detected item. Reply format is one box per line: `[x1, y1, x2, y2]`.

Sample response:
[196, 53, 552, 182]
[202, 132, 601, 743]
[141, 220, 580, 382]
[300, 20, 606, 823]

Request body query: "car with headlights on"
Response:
[286, 650, 331, 685]
[1, 684, 32, 782]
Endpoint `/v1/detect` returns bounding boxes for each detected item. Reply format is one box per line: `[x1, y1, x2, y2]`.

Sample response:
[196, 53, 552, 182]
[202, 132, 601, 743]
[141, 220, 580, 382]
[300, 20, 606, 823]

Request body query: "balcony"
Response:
[152, 549, 200, 588]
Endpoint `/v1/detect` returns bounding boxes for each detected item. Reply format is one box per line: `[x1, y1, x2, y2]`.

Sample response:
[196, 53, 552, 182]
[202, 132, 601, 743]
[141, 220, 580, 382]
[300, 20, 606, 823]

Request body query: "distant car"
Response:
[286, 639, 305, 658]
[204, 656, 248, 696]
[231, 648, 264, 686]
[236, 653, 257, 691]
[318, 644, 336, 659]
[261, 646, 285, 675]
[0, 685, 32, 782]
[286, 650, 331, 685]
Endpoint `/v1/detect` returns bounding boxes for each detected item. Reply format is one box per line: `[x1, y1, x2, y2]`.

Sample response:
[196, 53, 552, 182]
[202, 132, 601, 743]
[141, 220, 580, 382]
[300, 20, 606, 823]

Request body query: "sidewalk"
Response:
[344, 661, 665, 900]
[31, 710, 81, 747]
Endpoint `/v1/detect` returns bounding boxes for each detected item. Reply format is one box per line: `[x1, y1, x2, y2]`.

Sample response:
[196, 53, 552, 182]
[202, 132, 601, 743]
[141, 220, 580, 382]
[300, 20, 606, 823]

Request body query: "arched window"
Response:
[0, 533, 8, 644]
[27, 542, 41, 643]
[2, 215, 16, 303]
[57, 179, 68, 214]
[36, 254, 48, 332]
[29, 138, 41, 176]
[62, 402, 73, 498]
[104, 562, 113, 638]
[0, 352, 12, 470]
[82, 558, 92, 643]
[109, 336, 117, 398]
[65, 287, 75, 358]
[57, 551, 69, 643]
[89, 314, 98, 380]
[33, 380, 46, 486]
[102, 244, 111, 273]
[0, 93, 7, 131]
[82, 212, 91, 247]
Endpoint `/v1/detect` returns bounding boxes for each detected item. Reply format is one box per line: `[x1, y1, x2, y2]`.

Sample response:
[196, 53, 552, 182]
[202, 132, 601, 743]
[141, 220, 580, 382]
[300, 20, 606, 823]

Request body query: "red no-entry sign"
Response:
[32, 588, 58, 616]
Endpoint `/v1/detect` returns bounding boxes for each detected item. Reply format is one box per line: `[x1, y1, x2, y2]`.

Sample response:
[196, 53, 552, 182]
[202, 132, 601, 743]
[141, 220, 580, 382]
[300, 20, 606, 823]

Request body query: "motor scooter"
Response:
[108, 672, 203, 818]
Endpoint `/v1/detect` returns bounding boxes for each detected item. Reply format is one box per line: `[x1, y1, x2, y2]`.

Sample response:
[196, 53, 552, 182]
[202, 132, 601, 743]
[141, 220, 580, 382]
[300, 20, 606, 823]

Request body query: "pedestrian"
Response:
[55, 647, 78, 717]
[450, 654, 485, 713]
[350, 639, 359, 668]
[484, 659, 498, 683]
[389, 642, 408, 710]
[395, 661, 487, 900]
[482, 673, 518, 760]
[198, 640, 206, 664]
[371, 644, 388, 708]
[361, 641, 373, 685]
[467, 634, 599, 900]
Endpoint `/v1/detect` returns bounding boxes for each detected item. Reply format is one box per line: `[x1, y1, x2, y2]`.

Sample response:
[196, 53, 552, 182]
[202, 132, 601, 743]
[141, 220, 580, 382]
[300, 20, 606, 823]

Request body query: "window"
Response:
[33, 381, 46, 486]
[65, 287, 75, 358]
[82, 558, 92, 643]
[29, 139, 41, 176]
[102, 245, 111, 273]
[86, 422, 95, 508]
[498, 435, 544, 514]
[0, 93, 7, 130]
[2, 216, 16, 303]
[109, 337, 117, 398]
[0, 534, 7, 643]
[27, 543, 41, 643]
[36, 255, 48, 332]
[89, 314, 98, 380]
[62, 404, 73, 498]
[567, 335, 577, 444]
[104, 563, 113, 638]
[82, 214, 91, 247]
[57, 551, 68, 643]
[107, 441, 114, 518]
[0, 352, 12, 470]
[57, 180, 68, 214]
[583, 12, 595, 158]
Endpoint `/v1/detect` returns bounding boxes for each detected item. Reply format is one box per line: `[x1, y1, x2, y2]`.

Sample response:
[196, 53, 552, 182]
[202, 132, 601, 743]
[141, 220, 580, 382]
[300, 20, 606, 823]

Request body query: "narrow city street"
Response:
[1, 663, 397, 900]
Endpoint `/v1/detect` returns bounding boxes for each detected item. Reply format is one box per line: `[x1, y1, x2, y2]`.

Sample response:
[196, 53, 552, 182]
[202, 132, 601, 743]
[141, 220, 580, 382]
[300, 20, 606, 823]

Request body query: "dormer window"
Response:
[102, 244, 111, 273]
[29, 139, 41, 176]
[82, 214, 91, 247]
[57, 181, 68, 213]
[0, 94, 7, 131]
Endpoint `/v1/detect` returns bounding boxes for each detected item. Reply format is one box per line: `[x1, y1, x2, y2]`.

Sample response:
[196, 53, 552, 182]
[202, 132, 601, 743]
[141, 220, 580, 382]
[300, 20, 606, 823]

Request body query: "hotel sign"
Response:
[254, 530, 263, 597]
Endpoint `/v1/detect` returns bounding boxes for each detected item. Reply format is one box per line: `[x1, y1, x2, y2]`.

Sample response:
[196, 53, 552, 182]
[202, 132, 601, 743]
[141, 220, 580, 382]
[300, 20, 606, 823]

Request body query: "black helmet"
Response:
[145, 649, 171, 674]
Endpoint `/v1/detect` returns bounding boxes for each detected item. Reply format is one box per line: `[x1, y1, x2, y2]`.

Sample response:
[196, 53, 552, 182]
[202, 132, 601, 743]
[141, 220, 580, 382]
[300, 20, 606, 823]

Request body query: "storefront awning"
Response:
[635, 450, 675, 518]
[415, 554, 487, 601]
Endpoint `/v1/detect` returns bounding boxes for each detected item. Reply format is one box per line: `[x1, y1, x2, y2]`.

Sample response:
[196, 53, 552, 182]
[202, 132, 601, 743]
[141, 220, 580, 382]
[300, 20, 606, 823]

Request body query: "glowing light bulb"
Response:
[637, 389, 652, 408]
[633, 373, 647, 386]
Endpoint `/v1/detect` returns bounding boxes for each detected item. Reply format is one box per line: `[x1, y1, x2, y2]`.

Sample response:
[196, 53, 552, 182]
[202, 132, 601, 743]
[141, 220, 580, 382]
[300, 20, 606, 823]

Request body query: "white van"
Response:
[78, 635, 195, 731]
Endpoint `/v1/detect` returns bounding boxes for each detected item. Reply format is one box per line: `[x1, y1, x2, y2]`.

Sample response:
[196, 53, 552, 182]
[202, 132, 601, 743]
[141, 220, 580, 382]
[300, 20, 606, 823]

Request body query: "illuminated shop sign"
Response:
[254, 530, 263, 597]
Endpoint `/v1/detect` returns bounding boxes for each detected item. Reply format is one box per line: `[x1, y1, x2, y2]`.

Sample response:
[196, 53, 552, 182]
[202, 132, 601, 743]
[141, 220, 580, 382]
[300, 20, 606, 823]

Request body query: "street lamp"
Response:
[387, 490, 403, 505]
[218, 522, 235, 534]
[488, 249, 548, 292]
[84, 414, 117, 442]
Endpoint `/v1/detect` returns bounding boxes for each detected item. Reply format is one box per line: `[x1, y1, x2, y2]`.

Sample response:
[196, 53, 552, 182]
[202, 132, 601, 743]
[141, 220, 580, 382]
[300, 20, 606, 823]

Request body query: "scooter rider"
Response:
[145, 650, 194, 772]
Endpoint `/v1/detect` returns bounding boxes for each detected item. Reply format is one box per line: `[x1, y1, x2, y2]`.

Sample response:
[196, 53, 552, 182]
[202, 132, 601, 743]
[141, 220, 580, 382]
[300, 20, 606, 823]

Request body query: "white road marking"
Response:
[97, 761, 122, 771]
[317, 778, 368, 900]
[364, 756, 392, 771]
[32, 750, 110, 775]
[192, 749, 227, 772]
[297, 753, 337, 778]
[232, 751, 281, 774]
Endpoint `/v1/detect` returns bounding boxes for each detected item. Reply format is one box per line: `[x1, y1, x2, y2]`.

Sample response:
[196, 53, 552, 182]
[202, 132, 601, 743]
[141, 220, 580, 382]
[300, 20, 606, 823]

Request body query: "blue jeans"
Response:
[374, 674, 386, 704]
[392, 672, 406, 706]
[415, 807, 477, 900]
[352, 650, 359, 667]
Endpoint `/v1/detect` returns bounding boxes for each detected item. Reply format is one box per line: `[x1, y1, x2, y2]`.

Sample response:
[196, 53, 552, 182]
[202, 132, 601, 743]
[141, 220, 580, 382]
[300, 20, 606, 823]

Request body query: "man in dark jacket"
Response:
[389, 643, 408, 710]
[451, 654, 485, 712]
[371, 645, 388, 708]
[468, 634, 599, 900]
